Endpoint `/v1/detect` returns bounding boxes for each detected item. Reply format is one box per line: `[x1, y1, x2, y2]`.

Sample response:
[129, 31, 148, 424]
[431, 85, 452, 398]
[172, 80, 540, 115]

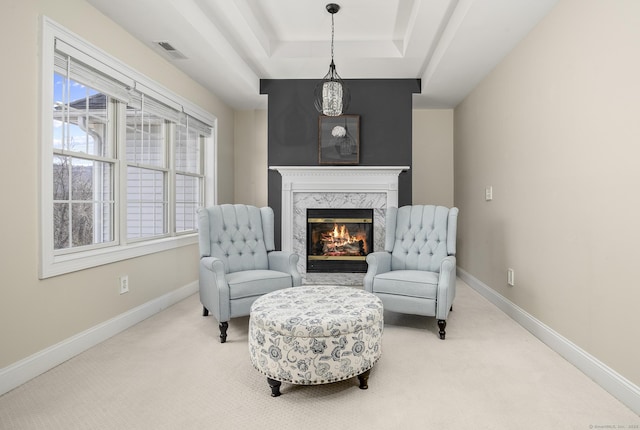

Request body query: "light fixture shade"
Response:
[322, 81, 342, 116]
[314, 4, 350, 116]
[314, 61, 350, 116]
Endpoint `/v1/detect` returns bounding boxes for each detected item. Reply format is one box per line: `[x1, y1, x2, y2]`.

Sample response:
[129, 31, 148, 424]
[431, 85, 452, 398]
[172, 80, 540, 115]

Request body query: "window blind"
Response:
[54, 38, 213, 135]
[183, 114, 212, 137]
[54, 39, 132, 102]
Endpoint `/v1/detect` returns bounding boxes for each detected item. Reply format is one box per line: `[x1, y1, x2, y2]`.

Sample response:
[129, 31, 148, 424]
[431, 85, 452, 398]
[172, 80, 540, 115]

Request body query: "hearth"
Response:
[306, 208, 373, 273]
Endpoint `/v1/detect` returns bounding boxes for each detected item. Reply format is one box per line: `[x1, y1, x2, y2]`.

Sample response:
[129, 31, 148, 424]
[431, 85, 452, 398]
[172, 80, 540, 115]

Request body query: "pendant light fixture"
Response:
[314, 3, 350, 116]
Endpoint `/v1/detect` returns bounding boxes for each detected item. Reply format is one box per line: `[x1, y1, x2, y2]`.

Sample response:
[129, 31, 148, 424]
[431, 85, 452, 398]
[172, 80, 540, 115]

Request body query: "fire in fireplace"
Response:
[306, 208, 373, 273]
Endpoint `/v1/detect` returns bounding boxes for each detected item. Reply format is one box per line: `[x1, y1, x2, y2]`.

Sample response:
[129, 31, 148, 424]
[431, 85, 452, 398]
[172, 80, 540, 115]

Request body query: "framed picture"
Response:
[318, 115, 360, 165]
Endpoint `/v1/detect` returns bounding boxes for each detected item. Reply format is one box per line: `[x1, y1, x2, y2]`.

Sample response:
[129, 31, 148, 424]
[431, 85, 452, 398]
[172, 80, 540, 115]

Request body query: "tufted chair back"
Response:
[198, 204, 274, 274]
[385, 205, 458, 273]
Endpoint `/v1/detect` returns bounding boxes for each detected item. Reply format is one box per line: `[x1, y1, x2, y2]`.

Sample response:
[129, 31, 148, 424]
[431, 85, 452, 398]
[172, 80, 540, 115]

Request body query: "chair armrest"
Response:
[268, 251, 302, 286]
[199, 257, 230, 322]
[200, 256, 226, 277]
[363, 252, 392, 292]
[436, 256, 457, 320]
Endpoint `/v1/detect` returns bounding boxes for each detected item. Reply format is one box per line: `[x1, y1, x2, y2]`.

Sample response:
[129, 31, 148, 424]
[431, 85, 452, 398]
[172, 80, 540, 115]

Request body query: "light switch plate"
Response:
[485, 186, 493, 201]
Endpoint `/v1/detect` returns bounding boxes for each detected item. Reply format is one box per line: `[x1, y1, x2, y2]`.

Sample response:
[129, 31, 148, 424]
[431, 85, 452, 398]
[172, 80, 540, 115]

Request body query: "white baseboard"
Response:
[0, 281, 198, 396]
[457, 268, 640, 416]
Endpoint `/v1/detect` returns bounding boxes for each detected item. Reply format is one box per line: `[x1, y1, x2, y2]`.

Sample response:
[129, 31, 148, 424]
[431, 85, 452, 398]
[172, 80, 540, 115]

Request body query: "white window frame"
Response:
[40, 17, 217, 278]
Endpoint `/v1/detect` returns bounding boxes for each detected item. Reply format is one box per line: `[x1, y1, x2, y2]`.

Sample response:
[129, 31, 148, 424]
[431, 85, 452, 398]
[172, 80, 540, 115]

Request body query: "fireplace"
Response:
[270, 165, 408, 285]
[306, 208, 373, 273]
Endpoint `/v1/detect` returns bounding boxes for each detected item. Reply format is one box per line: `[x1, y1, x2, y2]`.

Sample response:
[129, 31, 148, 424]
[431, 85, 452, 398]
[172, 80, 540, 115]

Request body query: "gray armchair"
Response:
[364, 205, 459, 339]
[197, 204, 302, 343]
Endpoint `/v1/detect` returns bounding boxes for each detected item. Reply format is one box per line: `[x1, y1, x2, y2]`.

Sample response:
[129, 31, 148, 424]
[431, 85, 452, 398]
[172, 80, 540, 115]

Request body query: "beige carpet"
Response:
[1, 280, 638, 429]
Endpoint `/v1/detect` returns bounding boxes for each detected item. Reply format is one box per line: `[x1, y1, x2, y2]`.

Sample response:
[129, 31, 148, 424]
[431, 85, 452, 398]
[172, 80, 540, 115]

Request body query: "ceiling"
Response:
[86, 0, 559, 110]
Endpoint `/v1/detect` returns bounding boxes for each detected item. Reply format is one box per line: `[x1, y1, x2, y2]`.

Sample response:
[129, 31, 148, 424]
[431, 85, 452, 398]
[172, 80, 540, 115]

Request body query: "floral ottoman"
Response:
[249, 285, 384, 397]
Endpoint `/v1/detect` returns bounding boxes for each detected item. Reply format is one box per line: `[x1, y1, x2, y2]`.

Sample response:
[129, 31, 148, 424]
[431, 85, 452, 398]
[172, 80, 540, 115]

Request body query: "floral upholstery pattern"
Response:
[249, 286, 383, 385]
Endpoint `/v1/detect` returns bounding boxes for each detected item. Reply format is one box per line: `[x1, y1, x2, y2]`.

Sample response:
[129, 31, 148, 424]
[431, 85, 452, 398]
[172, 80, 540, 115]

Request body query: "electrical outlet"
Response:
[119, 275, 129, 294]
[507, 268, 515, 286]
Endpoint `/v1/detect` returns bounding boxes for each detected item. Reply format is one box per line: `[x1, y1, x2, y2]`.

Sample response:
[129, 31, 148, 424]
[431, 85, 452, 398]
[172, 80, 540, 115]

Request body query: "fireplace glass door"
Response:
[306, 208, 373, 273]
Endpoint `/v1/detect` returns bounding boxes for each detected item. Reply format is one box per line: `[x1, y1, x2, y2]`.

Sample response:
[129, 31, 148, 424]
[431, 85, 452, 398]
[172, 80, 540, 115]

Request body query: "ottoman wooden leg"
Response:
[357, 369, 371, 390]
[267, 378, 281, 397]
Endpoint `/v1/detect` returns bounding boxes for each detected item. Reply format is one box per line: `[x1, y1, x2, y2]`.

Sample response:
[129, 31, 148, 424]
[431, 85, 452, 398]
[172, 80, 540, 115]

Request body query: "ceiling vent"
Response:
[154, 41, 188, 60]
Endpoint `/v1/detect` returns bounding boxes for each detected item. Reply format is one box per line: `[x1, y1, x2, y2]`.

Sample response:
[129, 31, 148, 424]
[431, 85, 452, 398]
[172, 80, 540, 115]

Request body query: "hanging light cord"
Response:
[330, 13, 335, 64]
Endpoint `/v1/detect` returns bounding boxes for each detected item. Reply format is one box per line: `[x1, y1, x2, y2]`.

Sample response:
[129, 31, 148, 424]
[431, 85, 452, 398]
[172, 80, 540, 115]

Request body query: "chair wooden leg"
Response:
[202, 306, 209, 317]
[437, 319, 446, 340]
[219, 321, 228, 343]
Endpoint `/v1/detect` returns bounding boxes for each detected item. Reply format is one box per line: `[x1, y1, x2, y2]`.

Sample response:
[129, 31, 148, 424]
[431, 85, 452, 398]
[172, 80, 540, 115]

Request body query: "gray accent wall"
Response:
[260, 78, 420, 247]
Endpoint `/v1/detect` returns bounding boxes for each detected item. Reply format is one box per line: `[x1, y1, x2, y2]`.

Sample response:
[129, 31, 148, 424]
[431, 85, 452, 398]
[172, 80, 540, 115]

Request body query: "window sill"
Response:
[39, 234, 198, 279]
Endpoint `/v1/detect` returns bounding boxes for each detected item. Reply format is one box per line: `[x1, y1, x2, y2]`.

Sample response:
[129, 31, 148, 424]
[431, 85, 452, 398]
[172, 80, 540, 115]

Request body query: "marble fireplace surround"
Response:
[270, 166, 409, 285]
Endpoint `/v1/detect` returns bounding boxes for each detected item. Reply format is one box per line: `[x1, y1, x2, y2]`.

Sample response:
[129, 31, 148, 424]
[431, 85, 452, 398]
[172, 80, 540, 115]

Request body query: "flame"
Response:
[319, 223, 368, 255]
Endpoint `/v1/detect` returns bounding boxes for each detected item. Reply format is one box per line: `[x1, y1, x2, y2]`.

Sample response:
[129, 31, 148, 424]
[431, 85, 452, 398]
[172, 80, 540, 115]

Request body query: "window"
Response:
[52, 73, 116, 250]
[41, 18, 216, 278]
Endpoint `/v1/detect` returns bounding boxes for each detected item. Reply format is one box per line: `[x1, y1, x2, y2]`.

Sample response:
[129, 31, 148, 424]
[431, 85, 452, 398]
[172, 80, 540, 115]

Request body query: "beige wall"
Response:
[234, 110, 268, 207]
[0, 0, 234, 367]
[454, 0, 640, 386]
[412, 109, 454, 207]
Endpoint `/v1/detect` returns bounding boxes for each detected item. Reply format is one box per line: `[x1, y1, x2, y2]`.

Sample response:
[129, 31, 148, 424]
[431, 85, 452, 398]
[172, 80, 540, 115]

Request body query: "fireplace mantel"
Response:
[270, 166, 409, 281]
[269, 166, 409, 199]
[270, 165, 409, 177]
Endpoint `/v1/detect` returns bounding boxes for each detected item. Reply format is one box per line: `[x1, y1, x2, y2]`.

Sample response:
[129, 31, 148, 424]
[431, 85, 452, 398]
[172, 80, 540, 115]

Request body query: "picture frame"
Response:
[318, 115, 360, 165]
